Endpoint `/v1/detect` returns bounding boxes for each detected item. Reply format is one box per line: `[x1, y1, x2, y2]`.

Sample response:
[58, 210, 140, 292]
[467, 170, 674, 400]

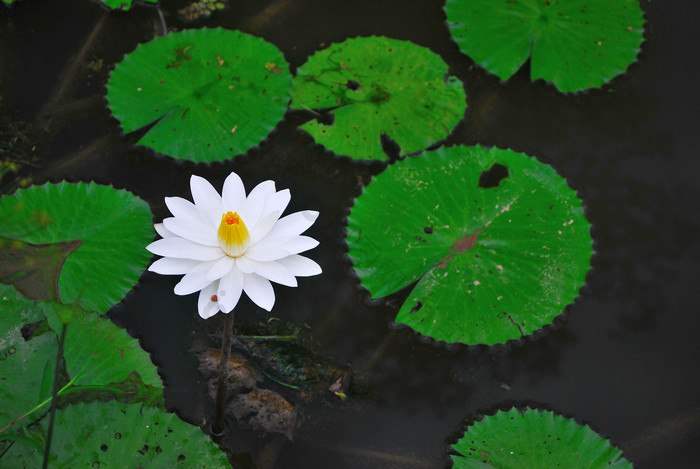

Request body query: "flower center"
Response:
[217, 211, 250, 257]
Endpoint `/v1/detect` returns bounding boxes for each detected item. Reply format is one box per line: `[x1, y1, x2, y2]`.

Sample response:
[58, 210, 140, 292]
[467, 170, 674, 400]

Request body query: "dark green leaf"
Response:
[445, 0, 645, 92]
[347, 145, 592, 345]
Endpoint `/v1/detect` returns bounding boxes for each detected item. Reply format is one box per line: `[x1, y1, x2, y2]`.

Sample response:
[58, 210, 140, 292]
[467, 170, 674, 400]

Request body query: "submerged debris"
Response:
[178, 0, 227, 22]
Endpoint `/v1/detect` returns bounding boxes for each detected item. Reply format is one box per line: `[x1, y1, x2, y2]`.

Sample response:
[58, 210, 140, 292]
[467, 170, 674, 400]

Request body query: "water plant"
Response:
[291, 36, 467, 160]
[107, 28, 292, 162]
[445, 0, 645, 92]
[347, 145, 592, 345]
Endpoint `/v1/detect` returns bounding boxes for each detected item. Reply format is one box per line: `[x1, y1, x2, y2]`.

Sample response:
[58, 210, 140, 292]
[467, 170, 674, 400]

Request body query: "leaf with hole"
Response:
[451, 407, 632, 468]
[0, 181, 153, 314]
[291, 36, 466, 160]
[3, 401, 231, 468]
[445, 0, 645, 92]
[107, 28, 292, 162]
[346, 145, 592, 345]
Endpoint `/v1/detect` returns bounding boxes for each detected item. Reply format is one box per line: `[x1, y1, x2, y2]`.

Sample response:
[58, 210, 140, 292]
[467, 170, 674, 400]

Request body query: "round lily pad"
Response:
[0, 181, 153, 314]
[9, 401, 231, 468]
[445, 0, 645, 92]
[106, 28, 292, 162]
[450, 407, 632, 468]
[291, 36, 466, 160]
[346, 145, 592, 345]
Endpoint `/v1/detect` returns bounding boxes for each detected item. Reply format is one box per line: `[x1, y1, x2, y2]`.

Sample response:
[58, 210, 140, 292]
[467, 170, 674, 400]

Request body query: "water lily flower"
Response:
[146, 173, 322, 319]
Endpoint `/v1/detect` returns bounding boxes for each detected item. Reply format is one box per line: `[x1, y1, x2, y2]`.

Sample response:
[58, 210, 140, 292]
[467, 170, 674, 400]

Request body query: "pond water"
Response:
[2, 0, 700, 467]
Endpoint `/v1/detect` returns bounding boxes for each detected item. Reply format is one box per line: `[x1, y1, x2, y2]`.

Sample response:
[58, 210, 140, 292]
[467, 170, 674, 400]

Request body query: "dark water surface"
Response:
[2, 0, 700, 467]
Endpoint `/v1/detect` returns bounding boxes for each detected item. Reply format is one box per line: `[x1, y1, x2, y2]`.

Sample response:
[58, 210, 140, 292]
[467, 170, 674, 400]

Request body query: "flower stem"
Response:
[212, 312, 235, 435]
[42, 323, 67, 469]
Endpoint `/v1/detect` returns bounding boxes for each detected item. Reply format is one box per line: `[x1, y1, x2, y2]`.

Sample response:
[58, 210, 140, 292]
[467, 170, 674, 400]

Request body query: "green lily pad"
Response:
[42, 301, 162, 389]
[0, 181, 153, 314]
[445, 0, 645, 92]
[4, 401, 231, 468]
[291, 36, 466, 160]
[107, 28, 292, 162]
[346, 145, 592, 345]
[451, 407, 632, 468]
[99, 0, 157, 10]
[0, 283, 58, 430]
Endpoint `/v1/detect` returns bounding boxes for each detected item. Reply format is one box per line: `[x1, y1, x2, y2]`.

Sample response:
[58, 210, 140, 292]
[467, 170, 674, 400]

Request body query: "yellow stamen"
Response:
[217, 211, 250, 257]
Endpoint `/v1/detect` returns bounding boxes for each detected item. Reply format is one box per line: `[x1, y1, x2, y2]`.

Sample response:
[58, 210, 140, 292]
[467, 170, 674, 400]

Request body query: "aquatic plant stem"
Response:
[212, 312, 235, 435]
[41, 323, 67, 469]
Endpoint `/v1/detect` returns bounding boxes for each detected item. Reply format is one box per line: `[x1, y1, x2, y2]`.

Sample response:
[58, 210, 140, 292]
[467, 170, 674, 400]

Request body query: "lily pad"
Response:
[0, 181, 153, 314]
[106, 28, 292, 162]
[291, 36, 466, 160]
[99, 0, 157, 10]
[445, 0, 645, 92]
[450, 407, 632, 468]
[4, 401, 231, 468]
[346, 145, 592, 345]
[42, 301, 162, 389]
[0, 283, 58, 430]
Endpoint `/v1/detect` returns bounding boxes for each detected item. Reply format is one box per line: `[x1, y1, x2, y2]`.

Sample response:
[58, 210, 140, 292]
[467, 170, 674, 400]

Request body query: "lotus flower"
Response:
[147, 173, 321, 318]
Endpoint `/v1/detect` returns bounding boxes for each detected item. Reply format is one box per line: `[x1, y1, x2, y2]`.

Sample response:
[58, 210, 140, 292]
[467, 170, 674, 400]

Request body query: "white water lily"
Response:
[146, 173, 322, 319]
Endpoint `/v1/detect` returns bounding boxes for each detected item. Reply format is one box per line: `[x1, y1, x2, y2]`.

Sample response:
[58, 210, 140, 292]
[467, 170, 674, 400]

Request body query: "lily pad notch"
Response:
[449, 406, 633, 468]
[346, 145, 593, 346]
[106, 28, 293, 163]
[290, 36, 467, 161]
[445, 0, 646, 92]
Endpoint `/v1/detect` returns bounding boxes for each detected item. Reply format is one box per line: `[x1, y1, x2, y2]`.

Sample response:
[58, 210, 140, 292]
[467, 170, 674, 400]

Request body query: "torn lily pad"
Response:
[451, 407, 632, 468]
[0, 181, 153, 313]
[346, 145, 592, 345]
[445, 0, 645, 92]
[99, 0, 157, 10]
[107, 28, 292, 162]
[291, 36, 466, 160]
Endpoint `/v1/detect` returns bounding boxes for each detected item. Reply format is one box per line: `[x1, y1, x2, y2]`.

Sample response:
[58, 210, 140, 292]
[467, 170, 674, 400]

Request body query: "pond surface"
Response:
[2, 0, 700, 467]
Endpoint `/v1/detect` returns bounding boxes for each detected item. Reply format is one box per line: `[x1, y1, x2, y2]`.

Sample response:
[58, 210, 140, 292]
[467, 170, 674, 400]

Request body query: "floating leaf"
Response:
[0, 181, 153, 314]
[0, 283, 58, 429]
[4, 401, 231, 468]
[107, 28, 292, 162]
[42, 301, 162, 389]
[346, 145, 592, 345]
[291, 36, 466, 160]
[450, 407, 632, 468]
[99, 0, 157, 10]
[445, 0, 645, 92]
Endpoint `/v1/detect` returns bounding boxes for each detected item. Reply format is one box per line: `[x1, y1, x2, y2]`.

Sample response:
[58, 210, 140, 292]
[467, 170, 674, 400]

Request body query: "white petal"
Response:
[149, 257, 201, 275]
[250, 235, 319, 258]
[147, 237, 224, 261]
[218, 265, 244, 313]
[235, 258, 297, 286]
[206, 256, 235, 281]
[263, 189, 291, 218]
[174, 262, 216, 295]
[239, 180, 275, 229]
[249, 211, 282, 243]
[243, 244, 292, 262]
[163, 217, 219, 247]
[190, 175, 223, 226]
[222, 172, 246, 213]
[254, 261, 298, 287]
[267, 210, 319, 238]
[154, 223, 174, 238]
[243, 273, 275, 311]
[277, 254, 322, 277]
[165, 196, 205, 224]
[198, 282, 220, 319]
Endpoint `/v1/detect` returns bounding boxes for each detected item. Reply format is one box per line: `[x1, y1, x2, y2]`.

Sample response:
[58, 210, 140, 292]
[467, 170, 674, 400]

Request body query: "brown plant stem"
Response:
[41, 323, 67, 469]
[212, 311, 235, 435]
